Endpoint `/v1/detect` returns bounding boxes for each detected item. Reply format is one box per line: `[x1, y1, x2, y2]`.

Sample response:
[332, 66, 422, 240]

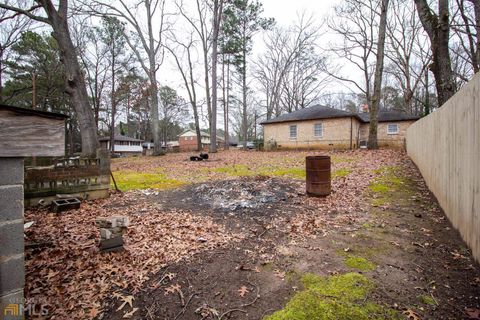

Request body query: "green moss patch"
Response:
[332, 168, 352, 179]
[418, 294, 436, 306]
[111, 170, 184, 191]
[264, 273, 400, 320]
[369, 166, 405, 194]
[344, 256, 376, 271]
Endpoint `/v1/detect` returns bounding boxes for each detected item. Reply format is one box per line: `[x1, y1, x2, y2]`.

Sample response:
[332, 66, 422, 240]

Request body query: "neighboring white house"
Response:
[99, 135, 144, 155]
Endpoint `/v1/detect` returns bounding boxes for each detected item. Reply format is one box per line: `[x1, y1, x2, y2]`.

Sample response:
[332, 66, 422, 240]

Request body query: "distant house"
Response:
[99, 135, 143, 155]
[178, 130, 224, 151]
[142, 141, 179, 155]
[261, 105, 420, 150]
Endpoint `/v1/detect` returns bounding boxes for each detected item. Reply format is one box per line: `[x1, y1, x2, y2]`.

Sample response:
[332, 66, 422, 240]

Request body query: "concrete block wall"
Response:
[0, 158, 25, 316]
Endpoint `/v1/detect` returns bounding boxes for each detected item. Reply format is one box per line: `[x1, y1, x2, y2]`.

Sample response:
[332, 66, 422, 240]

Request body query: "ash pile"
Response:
[190, 177, 301, 212]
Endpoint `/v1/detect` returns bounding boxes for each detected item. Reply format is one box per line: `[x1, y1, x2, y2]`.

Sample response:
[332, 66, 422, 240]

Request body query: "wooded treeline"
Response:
[0, 0, 477, 153]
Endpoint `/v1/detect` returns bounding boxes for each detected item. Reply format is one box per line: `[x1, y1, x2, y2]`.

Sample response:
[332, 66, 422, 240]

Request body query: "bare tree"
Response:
[327, 0, 380, 109]
[74, 20, 109, 130]
[165, 32, 203, 151]
[280, 46, 329, 112]
[0, 3, 31, 102]
[368, 0, 389, 149]
[414, 0, 456, 106]
[176, 0, 213, 130]
[385, 0, 431, 114]
[209, 0, 224, 153]
[87, 0, 168, 155]
[0, 0, 99, 155]
[254, 14, 321, 119]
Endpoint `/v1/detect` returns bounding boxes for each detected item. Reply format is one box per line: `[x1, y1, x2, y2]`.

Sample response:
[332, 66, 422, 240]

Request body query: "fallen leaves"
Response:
[237, 286, 249, 297]
[403, 309, 422, 320]
[116, 294, 134, 311]
[24, 192, 237, 318]
[466, 308, 480, 319]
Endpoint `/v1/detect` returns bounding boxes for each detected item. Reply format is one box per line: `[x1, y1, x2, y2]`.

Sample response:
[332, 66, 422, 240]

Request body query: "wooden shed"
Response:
[0, 104, 68, 157]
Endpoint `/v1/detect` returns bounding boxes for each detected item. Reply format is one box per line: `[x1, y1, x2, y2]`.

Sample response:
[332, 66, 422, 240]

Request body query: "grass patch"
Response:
[369, 166, 405, 194]
[331, 156, 356, 163]
[332, 168, 352, 178]
[344, 256, 376, 271]
[264, 273, 400, 320]
[111, 170, 184, 191]
[418, 295, 436, 306]
[264, 167, 306, 179]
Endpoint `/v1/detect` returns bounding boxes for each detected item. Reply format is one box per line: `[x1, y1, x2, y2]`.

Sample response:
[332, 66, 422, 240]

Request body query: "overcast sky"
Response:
[261, 0, 334, 25]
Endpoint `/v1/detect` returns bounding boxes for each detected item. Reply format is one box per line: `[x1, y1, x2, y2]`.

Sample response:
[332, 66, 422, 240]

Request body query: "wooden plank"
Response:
[0, 109, 65, 157]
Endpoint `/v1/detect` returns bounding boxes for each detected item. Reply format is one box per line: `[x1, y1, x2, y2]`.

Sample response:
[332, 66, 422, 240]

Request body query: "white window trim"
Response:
[387, 123, 399, 135]
[289, 125, 297, 139]
[314, 123, 323, 138]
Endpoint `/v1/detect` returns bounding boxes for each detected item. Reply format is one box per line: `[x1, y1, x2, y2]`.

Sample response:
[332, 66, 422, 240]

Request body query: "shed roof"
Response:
[0, 104, 69, 119]
[261, 104, 420, 125]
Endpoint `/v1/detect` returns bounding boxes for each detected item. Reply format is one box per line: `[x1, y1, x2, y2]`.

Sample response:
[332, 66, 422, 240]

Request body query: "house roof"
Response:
[357, 110, 421, 122]
[261, 104, 420, 125]
[261, 105, 359, 124]
[98, 135, 144, 142]
[0, 104, 69, 120]
[180, 129, 209, 137]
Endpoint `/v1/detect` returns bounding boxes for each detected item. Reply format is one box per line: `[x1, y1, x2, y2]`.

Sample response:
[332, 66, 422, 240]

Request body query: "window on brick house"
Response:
[289, 125, 297, 139]
[314, 123, 323, 137]
[387, 124, 399, 135]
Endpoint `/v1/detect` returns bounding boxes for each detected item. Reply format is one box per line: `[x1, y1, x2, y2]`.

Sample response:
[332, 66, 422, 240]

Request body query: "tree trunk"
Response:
[368, 0, 389, 150]
[414, 0, 455, 107]
[210, 0, 223, 153]
[150, 80, 162, 155]
[424, 70, 430, 116]
[222, 54, 229, 150]
[44, 1, 98, 156]
[242, 47, 248, 150]
[110, 45, 116, 153]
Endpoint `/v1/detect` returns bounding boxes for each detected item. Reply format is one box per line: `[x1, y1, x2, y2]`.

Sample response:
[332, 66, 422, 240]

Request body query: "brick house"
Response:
[178, 130, 225, 151]
[261, 105, 420, 150]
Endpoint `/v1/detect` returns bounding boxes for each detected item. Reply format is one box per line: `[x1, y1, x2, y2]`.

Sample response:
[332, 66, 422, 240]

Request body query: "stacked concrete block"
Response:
[0, 158, 25, 317]
[95, 216, 129, 252]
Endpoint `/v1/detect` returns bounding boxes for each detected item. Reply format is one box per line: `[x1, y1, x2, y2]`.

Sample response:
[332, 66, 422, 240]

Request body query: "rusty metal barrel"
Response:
[306, 156, 331, 196]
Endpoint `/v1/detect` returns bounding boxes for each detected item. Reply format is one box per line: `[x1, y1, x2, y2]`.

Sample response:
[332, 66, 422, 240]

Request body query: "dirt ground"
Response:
[24, 150, 480, 319]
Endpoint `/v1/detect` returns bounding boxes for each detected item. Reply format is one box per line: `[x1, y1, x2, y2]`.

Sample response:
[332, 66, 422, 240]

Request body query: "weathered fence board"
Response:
[24, 150, 110, 207]
[406, 73, 480, 262]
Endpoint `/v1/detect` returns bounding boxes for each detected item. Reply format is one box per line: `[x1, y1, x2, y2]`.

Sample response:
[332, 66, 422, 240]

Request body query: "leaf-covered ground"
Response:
[24, 150, 480, 319]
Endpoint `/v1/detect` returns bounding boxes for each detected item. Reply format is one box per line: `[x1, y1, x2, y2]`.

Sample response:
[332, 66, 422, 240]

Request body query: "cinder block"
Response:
[99, 236, 124, 251]
[0, 256, 24, 294]
[0, 159, 23, 186]
[100, 228, 112, 240]
[0, 186, 23, 222]
[115, 216, 129, 227]
[0, 289, 24, 319]
[0, 223, 24, 258]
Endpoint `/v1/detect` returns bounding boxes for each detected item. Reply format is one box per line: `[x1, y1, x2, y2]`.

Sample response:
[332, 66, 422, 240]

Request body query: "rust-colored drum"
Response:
[306, 156, 331, 196]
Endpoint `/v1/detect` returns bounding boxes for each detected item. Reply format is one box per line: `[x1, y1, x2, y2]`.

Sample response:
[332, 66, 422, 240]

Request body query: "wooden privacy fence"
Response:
[24, 149, 110, 207]
[406, 73, 480, 262]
